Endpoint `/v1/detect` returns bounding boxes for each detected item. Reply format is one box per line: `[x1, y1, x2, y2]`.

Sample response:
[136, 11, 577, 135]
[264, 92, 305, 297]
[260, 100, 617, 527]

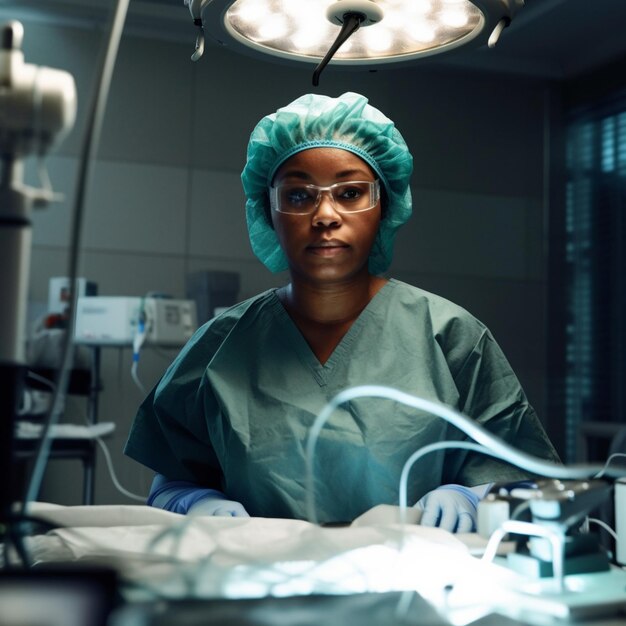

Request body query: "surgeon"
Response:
[124, 92, 560, 532]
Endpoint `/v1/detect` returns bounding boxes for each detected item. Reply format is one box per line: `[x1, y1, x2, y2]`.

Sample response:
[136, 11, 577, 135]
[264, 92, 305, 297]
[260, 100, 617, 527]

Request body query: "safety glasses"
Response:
[270, 179, 380, 215]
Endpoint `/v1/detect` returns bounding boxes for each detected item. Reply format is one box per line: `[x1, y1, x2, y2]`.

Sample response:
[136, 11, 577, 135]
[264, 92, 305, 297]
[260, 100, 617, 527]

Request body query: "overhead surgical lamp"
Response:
[185, 0, 524, 84]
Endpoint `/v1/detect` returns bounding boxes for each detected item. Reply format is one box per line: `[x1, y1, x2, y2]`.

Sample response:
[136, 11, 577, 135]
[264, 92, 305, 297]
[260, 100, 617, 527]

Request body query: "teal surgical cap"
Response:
[241, 92, 414, 275]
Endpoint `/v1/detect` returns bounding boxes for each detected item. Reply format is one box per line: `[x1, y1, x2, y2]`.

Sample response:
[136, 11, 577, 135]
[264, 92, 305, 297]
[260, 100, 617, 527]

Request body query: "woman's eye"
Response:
[336, 185, 363, 201]
[286, 188, 314, 205]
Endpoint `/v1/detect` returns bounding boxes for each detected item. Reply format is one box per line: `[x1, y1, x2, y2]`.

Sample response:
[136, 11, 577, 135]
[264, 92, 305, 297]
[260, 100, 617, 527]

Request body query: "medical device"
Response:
[616, 478, 626, 566]
[74, 296, 198, 347]
[0, 19, 77, 522]
[306, 386, 626, 621]
[48, 277, 98, 317]
[0, 20, 76, 365]
[475, 481, 626, 620]
[482, 479, 612, 577]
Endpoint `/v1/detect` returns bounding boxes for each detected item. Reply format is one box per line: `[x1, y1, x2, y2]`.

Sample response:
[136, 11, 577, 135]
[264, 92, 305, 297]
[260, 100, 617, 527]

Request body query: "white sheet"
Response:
[18, 503, 626, 624]
[23, 502, 488, 603]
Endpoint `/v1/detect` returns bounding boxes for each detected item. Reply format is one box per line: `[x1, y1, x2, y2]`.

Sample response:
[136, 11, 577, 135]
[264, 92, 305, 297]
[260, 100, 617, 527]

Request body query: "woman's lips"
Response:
[307, 240, 349, 256]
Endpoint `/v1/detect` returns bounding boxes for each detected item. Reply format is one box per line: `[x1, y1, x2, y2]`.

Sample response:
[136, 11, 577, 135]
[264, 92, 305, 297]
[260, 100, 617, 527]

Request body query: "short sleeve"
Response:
[123, 327, 224, 488]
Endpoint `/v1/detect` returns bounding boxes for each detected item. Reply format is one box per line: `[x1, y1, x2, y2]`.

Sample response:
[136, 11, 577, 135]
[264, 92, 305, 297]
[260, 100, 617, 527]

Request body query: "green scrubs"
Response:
[124, 279, 559, 524]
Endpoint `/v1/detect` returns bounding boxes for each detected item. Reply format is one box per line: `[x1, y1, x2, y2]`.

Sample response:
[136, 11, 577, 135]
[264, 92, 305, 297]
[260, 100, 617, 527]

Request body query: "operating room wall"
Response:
[18, 19, 553, 505]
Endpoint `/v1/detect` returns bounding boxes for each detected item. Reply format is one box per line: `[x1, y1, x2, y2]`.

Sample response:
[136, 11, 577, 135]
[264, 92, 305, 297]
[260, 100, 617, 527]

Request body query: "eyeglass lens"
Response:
[272, 180, 379, 214]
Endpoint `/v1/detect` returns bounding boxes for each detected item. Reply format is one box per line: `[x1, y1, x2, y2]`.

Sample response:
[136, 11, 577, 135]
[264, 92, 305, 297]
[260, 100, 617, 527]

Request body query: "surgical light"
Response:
[185, 0, 524, 84]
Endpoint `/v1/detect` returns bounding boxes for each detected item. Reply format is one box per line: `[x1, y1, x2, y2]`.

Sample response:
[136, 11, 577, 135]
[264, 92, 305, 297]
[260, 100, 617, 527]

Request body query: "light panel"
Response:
[194, 0, 524, 68]
[225, 0, 482, 62]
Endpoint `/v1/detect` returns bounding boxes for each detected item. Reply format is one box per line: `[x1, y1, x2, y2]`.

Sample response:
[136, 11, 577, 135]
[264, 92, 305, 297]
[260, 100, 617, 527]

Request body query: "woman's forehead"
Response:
[273, 147, 375, 183]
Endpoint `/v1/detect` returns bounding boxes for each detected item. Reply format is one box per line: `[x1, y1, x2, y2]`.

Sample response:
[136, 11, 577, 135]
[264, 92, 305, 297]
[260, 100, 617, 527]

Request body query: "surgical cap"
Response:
[241, 92, 413, 274]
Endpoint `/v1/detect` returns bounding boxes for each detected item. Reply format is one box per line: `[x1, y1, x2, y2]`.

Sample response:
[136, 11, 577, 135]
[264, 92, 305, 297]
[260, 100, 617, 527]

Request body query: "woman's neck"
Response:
[277, 273, 387, 364]
[279, 274, 387, 326]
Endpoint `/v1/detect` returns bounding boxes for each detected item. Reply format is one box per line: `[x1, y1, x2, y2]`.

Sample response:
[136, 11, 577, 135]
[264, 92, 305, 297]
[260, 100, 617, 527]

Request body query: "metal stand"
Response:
[0, 363, 26, 521]
[0, 157, 33, 523]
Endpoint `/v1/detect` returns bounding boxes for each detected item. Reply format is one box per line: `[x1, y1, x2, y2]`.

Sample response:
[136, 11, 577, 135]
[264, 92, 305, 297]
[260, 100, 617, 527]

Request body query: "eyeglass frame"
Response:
[269, 179, 381, 215]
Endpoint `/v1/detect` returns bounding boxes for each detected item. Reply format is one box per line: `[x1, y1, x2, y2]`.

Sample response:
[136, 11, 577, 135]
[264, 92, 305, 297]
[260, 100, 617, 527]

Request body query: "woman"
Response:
[124, 92, 559, 531]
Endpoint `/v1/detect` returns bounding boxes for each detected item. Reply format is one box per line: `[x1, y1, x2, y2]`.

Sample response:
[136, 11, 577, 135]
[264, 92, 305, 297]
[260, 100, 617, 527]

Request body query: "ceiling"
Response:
[3, 0, 626, 80]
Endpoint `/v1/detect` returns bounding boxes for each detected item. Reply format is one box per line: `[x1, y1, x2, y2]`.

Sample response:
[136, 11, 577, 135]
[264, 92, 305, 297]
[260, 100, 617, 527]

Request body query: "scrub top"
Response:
[124, 279, 559, 524]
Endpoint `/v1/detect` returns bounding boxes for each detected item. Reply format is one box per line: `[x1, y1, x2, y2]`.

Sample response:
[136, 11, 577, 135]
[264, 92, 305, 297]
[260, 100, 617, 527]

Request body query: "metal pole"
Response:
[0, 157, 33, 521]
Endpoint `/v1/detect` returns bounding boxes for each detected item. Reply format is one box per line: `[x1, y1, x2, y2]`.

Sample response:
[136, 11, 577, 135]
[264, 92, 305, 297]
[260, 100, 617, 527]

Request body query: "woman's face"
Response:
[270, 147, 381, 286]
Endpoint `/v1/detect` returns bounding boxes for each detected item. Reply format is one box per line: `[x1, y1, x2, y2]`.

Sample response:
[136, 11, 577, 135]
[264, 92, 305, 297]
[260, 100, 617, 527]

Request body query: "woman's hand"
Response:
[148, 474, 249, 517]
[415, 484, 481, 533]
[188, 492, 250, 517]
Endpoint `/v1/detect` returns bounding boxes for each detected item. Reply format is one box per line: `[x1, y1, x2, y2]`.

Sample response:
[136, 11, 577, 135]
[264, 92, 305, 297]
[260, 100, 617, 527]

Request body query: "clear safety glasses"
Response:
[270, 179, 380, 215]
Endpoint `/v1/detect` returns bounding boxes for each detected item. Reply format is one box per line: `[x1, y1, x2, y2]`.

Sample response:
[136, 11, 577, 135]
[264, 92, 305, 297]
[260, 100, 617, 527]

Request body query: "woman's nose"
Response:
[311, 191, 342, 227]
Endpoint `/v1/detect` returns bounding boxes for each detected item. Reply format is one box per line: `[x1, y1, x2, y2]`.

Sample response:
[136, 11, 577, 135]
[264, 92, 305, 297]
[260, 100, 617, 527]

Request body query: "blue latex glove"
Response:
[188, 492, 250, 517]
[148, 474, 249, 517]
[415, 484, 480, 533]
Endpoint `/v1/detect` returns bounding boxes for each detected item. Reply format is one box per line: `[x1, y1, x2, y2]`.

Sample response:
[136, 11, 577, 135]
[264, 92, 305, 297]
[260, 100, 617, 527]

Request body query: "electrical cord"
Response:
[510, 499, 532, 521]
[586, 517, 619, 542]
[23, 369, 145, 503]
[595, 453, 626, 478]
[130, 363, 147, 395]
[26, 370, 57, 389]
[130, 297, 149, 395]
[94, 436, 145, 502]
[398, 440, 491, 523]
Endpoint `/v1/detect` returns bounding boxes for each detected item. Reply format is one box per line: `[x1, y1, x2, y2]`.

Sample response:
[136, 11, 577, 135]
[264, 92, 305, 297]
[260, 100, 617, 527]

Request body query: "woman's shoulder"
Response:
[190, 288, 280, 344]
[152, 288, 281, 400]
[383, 279, 495, 374]
[161, 289, 279, 371]
[386, 279, 486, 332]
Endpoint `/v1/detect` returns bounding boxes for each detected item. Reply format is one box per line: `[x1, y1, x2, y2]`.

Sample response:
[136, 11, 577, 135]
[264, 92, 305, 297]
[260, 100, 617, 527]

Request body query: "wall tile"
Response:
[187, 169, 253, 261]
[98, 36, 194, 165]
[28, 247, 70, 301]
[185, 256, 288, 303]
[82, 161, 188, 255]
[17, 21, 102, 159]
[78, 249, 186, 298]
[392, 189, 533, 280]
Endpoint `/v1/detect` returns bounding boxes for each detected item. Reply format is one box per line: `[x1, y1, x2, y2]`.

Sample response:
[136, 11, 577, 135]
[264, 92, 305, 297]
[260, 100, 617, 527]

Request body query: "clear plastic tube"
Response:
[305, 385, 626, 524]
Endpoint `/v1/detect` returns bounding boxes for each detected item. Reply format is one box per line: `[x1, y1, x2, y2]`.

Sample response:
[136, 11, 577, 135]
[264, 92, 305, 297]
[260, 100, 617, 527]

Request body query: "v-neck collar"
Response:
[269, 279, 396, 387]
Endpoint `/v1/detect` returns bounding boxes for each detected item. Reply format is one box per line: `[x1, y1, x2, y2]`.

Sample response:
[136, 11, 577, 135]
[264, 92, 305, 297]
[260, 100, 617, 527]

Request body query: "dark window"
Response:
[550, 87, 626, 463]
